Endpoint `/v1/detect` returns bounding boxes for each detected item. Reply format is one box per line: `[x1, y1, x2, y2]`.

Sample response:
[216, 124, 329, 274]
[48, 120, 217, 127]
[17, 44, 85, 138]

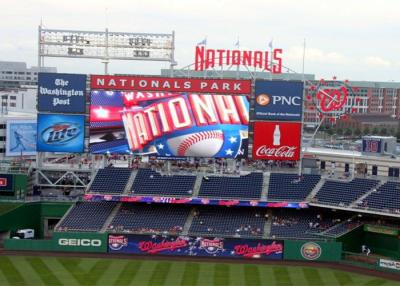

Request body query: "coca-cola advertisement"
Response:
[252, 122, 301, 161]
[108, 234, 283, 260]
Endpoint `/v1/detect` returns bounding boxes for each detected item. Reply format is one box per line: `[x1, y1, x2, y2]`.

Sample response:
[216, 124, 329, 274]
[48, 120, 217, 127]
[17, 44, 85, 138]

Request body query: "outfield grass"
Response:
[0, 255, 398, 286]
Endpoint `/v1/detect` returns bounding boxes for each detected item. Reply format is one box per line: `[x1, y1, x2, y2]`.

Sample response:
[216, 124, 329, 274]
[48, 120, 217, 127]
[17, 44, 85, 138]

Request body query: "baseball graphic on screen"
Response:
[166, 130, 224, 157]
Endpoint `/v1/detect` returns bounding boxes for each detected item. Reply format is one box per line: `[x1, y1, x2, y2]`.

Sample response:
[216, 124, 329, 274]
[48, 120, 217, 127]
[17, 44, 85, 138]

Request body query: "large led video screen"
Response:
[89, 91, 249, 158]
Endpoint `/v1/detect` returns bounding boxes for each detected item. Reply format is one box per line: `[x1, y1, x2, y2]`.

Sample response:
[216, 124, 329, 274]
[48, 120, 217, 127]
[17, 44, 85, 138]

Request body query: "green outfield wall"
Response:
[4, 232, 107, 253]
[0, 173, 28, 199]
[337, 224, 400, 259]
[284, 240, 342, 262]
[0, 202, 72, 238]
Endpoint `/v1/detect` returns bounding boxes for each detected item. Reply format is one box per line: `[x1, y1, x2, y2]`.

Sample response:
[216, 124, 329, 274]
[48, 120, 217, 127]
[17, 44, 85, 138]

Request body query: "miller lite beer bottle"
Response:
[273, 125, 281, 146]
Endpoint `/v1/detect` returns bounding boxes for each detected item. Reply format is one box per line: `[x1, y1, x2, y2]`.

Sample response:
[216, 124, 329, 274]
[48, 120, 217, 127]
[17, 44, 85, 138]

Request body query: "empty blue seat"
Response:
[90, 167, 132, 194]
[57, 202, 117, 232]
[315, 178, 379, 206]
[198, 173, 263, 200]
[361, 181, 400, 212]
[131, 169, 196, 197]
[109, 203, 191, 234]
[268, 173, 321, 201]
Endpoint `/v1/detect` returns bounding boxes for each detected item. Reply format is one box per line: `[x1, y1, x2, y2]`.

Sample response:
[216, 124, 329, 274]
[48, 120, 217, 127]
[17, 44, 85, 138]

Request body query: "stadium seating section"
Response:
[189, 206, 266, 238]
[109, 203, 191, 234]
[131, 169, 196, 197]
[360, 181, 400, 212]
[323, 220, 362, 237]
[57, 202, 117, 232]
[198, 172, 263, 199]
[90, 167, 132, 194]
[270, 209, 348, 239]
[75, 167, 400, 241]
[267, 173, 321, 201]
[314, 178, 379, 206]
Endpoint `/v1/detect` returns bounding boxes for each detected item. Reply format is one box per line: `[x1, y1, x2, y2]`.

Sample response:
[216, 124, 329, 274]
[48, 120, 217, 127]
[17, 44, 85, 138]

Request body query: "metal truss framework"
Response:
[38, 26, 176, 74]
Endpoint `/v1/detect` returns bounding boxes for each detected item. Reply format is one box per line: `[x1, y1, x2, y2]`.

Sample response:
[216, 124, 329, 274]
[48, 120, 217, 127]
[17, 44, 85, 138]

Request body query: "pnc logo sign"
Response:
[256, 94, 301, 106]
[256, 94, 271, 106]
[58, 238, 102, 247]
[254, 80, 303, 121]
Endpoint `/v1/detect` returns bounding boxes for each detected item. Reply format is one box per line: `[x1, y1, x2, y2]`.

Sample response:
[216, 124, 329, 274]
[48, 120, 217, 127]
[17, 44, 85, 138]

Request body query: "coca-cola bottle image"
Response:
[273, 124, 281, 146]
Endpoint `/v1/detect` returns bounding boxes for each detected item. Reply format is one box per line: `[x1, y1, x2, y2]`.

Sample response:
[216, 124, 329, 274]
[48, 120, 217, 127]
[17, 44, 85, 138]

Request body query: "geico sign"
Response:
[58, 238, 102, 247]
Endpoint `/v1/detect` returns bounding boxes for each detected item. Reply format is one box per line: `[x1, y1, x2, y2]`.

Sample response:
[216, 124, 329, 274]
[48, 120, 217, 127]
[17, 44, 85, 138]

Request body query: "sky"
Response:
[1, 0, 399, 82]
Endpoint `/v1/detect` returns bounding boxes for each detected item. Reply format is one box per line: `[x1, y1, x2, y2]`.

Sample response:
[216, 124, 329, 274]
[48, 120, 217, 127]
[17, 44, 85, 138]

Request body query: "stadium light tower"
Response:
[38, 25, 176, 74]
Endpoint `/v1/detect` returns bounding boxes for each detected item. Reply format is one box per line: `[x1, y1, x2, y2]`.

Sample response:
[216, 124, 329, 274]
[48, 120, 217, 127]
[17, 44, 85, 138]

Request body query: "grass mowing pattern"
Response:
[0, 255, 398, 286]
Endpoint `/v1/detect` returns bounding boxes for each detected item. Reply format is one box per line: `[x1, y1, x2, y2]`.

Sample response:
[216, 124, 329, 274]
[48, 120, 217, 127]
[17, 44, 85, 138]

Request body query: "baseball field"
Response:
[0, 255, 398, 286]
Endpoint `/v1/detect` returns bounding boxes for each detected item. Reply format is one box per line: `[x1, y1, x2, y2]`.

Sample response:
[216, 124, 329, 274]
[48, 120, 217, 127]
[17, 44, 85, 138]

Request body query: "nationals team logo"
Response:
[306, 78, 362, 123]
[301, 242, 322, 260]
[108, 235, 128, 251]
[90, 90, 249, 158]
[252, 122, 301, 161]
[200, 238, 224, 254]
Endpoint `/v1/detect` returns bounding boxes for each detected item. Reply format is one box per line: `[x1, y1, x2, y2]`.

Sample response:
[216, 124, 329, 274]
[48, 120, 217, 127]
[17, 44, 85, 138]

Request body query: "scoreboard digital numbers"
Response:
[362, 138, 381, 153]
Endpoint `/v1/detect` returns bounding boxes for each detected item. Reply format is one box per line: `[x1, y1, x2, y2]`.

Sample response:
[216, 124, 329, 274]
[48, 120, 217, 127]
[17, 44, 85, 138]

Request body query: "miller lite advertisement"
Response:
[254, 80, 303, 121]
[89, 90, 249, 158]
[38, 73, 87, 113]
[252, 122, 301, 161]
[37, 114, 85, 153]
[108, 234, 283, 260]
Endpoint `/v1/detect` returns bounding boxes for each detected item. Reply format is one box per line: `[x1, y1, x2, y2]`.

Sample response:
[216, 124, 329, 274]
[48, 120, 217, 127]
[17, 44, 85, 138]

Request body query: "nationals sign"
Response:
[90, 75, 251, 94]
[252, 122, 301, 161]
[195, 46, 283, 73]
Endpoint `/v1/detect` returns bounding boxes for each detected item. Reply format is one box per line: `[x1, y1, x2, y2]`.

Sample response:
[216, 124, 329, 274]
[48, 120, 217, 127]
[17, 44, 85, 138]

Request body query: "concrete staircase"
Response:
[182, 208, 196, 235]
[122, 170, 137, 195]
[260, 172, 270, 201]
[192, 174, 204, 197]
[263, 210, 273, 238]
[101, 203, 122, 232]
[85, 169, 99, 193]
[306, 177, 326, 200]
